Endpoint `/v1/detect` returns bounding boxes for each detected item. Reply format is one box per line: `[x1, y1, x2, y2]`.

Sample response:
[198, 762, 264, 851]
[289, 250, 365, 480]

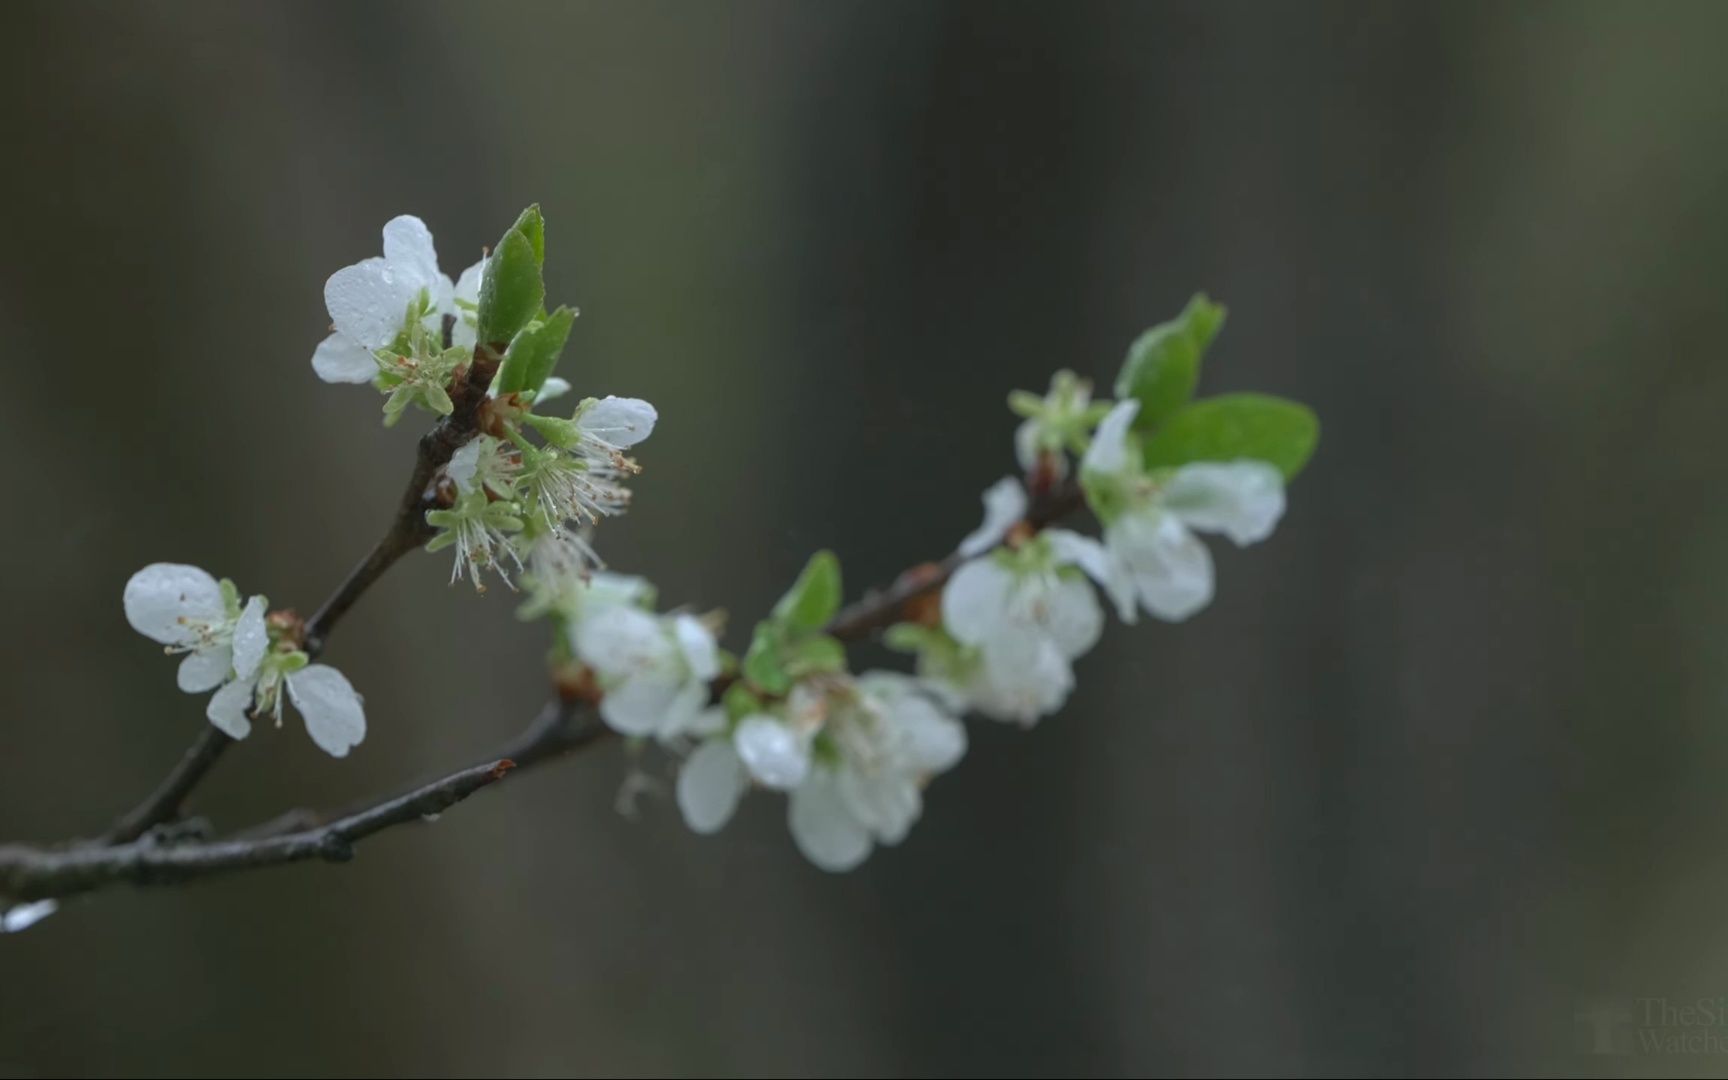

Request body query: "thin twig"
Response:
[103, 727, 234, 844]
[0, 760, 515, 903]
[101, 351, 502, 842]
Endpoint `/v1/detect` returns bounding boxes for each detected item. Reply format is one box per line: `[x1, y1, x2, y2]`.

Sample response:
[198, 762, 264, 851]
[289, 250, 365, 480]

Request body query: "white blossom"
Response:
[205, 658, 367, 758]
[312, 214, 484, 384]
[675, 673, 966, 872]
[124, 564, 267, 696]
[125, 563, 366, 758]
[573, 604, 719, 740]
[1081, 400, 1286, 622]
[786, 673, 966, 871]
[517, 396, 659, 532]
[938, 528, 1105, 725]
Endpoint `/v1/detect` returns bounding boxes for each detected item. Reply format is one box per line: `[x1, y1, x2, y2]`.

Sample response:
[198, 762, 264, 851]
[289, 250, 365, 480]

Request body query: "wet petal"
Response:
[287, 664, 366, 758]
[957, 477, 1028, 558]
[311, 332, 378, 384]
[176, 646, 232, 694]
[788, 774, 872, 872]
[123, 563, 225, 646]
[677, 739, 748, 834]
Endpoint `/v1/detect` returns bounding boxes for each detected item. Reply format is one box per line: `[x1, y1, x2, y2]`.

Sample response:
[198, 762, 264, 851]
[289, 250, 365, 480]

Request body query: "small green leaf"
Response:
[743, 623, 792, 695]
[772, 550, 842, 632]
[783, 634, 847, 677]
[1114, 294, 1226, 431]
[476, 226, 544, 347]
[1140, 393, 1319, 480]
[495, 306, 575, 395]
[510, 204, 545, 266]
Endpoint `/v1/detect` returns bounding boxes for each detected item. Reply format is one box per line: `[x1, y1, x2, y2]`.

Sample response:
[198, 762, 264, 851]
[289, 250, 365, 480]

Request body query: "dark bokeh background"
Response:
[2, 1, 1725, 1076]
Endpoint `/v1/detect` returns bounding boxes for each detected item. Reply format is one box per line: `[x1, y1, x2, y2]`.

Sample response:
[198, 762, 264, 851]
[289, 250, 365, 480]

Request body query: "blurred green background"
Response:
[3, 1, 1727, 1075]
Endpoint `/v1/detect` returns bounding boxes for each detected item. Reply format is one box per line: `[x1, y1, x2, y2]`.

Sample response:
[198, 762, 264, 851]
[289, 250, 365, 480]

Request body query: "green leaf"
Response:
[772, 550, 842, 632]
[743, 624, 792, 696]
[1140, 393, 1319, 480]
[783, 634, 846, 677]
[495, 306, 575, 395]
[510, 204, 545, 266]
[1114, 294, 1226, 431]
[476, 226, 543, 347]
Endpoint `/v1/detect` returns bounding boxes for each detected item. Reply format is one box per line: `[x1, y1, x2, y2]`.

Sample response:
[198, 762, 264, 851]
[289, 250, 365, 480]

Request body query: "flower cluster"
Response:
[651, 293, 1316, 869]
[118, 203, 1318, 877]
[678, 672, 966, 871]
[125, 208, 656, 757]
[124, 563, 365, 757]
[312, 211, 658, 594]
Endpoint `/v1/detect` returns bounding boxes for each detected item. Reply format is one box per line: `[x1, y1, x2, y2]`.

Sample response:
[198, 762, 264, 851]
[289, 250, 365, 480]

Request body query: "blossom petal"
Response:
[381, 215, 440, 293]
[453, 256, 487, 306]
[324, 257, 420, 350]
[957, 477, 1029, 558]
[447, 439, 482, 494]
[573, 605, 668, 678]
[598, 669, 686, 737]
[974, 632, 1073, 725]
[838, 768, 921, 846]
[311, 332, 378, 385]
[733, 715, 811, 790]
[535, 376, 573, 405]
[676, 739, 748, 834]
[788, 774, 872, 872]
[941, 558, 1013, 647]
[231, 597, 269, 682]
[658, 677, 713, 740]
[1163, 461, 1286, 546]
[1044, 575, 1104, 660]
[451, 257, 486, 350]
[892, 693, 968, 774]
[672, 614, 720, 682]
[1113, 511, 1214, 621]
[1081, 399, 1140, 476]
[123, 563, 225, 646]
[177, 646, 232, 693]
[1046, 529, 1110, 585]
[1014, 417, 1041, 473]
[205, 673, 257, 740]
[578, 396, 657, 448]
[287, 664, 366, 758]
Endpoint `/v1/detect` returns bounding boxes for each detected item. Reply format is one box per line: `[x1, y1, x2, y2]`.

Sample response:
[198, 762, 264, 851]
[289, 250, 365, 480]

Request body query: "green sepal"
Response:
[522, 412, 581, 449]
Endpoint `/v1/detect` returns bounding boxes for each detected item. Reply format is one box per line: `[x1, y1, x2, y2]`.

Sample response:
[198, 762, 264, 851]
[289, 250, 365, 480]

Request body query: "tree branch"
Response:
[2, 475, 1084, 908]
[101, 350, 503, 843]
[0, 760, 516, 904]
